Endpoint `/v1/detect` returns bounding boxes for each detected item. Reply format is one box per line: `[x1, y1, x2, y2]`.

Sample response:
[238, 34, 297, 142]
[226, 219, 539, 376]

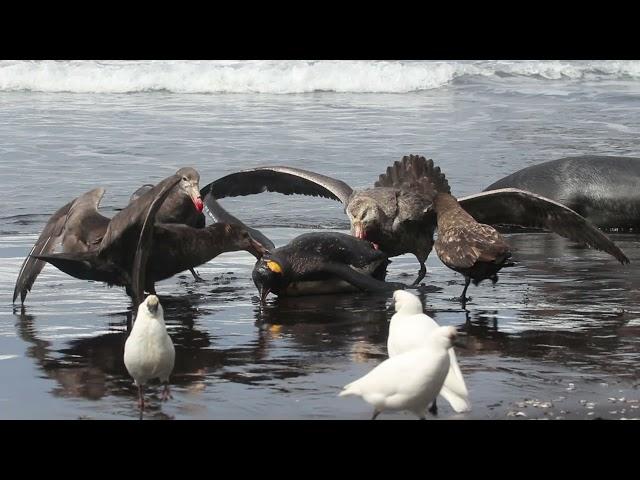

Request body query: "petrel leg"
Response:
[459, 277, 471, 307]
[125, 285, 136, 299]
[428, 399, 438, 416]
[371, 410, 381, 420]
[161, 383, 173, 402]
[412, 261, 427, 286]
[189, 268, 205, 282]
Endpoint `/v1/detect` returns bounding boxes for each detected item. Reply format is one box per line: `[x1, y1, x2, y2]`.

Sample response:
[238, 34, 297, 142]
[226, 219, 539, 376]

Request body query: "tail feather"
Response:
[375, 155, 451, 197]
[440, 385, 472, 413]
[338, 381, 359, 397]
[31, 252, 127, 285]
[439, 349, 471, 413]
[32, 252, 100, 281]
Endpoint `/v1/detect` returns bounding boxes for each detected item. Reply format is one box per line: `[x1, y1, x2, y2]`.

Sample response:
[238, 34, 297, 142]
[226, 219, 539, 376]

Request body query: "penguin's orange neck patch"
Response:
[266, 260, 282, 274]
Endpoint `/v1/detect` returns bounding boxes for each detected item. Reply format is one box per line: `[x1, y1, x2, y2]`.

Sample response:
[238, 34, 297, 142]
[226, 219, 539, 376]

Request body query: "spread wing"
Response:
[200, 166, 354, 220]
[458, 188, 630, 264]
[62, 188, 107, 249]
[130, 176, 182, 309]
[129, 184, 154, 203]
[203, 196, 275, 251]
[436, 224, 509, 270]
[65, 188, 106, 223]
[13, 188, 105, 304]
[100, 175, 181, 263]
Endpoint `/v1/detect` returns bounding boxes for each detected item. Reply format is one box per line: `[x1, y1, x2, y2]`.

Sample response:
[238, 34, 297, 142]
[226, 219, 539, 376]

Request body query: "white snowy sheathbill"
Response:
[124, 295, 175, 411]
[388, 290, 471, 413]
[339, 326, 457, 420]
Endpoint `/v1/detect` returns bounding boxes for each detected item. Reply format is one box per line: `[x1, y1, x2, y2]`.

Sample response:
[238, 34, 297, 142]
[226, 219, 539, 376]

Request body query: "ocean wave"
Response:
[0, 60, 639, 94]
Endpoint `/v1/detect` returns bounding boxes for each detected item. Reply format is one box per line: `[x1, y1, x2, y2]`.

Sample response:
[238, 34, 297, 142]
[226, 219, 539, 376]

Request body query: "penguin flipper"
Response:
[319, 262, 405, 293]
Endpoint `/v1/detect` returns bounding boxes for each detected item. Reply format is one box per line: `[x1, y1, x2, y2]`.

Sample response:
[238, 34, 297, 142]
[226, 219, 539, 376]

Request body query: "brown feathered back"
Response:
[374, 155, 451, 198]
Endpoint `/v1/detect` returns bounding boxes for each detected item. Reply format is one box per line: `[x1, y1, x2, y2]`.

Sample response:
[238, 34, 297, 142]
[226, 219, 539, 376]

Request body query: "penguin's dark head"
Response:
[252, 257, 288, 303]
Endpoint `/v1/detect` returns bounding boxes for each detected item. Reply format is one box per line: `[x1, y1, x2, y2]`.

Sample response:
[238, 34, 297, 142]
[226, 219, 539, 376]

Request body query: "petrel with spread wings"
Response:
[200, 155, 629, 286]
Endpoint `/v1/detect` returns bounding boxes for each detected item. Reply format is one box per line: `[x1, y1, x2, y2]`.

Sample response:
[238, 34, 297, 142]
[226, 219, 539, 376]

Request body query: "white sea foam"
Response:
[1, 60, 639, 94]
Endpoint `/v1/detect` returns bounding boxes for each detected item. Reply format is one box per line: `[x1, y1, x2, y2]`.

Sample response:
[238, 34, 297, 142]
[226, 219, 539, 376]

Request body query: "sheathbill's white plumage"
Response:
[387, 290, 471, 413]
[124, 295, 175, 411]
[339, 326, 457, 420]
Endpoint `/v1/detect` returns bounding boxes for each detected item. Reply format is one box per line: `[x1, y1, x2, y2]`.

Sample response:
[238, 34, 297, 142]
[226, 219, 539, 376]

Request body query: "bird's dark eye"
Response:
[182, 176, 188, 181]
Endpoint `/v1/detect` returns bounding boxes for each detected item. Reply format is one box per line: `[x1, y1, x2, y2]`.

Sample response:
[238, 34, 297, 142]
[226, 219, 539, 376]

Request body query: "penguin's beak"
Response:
[259, 287, 271, 304]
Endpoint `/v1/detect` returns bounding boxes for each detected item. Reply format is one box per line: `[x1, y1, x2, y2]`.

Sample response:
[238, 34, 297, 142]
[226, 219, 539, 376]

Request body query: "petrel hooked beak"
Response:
[353, 223, 380, 250]
[190, 188, 204, 213]
[184, 180, 203, 213]
[249, 238, 269, 259]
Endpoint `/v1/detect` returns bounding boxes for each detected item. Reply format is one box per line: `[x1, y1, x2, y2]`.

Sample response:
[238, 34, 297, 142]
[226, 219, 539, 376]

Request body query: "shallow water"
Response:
[1, 62, 640, 419]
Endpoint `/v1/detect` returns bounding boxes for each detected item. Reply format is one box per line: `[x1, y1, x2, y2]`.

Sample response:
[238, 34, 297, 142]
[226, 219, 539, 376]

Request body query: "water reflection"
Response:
[15, 298, 217, 418]
[11, 229, 640, 419]
[455, 306, 639, 382]
[504, 234, 640, 309]
[253, 293, 391, 363]
[13, 292, 390, 417]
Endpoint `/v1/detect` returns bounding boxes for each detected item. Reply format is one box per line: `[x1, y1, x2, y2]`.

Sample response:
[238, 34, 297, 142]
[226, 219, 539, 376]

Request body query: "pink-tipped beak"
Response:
[193, 196, 204, 212]
[354, 223, 378, 250]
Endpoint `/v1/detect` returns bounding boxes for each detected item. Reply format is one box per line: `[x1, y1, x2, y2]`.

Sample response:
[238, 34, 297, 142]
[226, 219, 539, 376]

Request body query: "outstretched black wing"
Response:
[99, 175, 181, 262]
[130, 175, 183, 309]
[200, 166, 354, 221]
[203, 196, 275, 251]
[458, 188, 630, 264]
[13, 188, 105, 304]
[31, 176, 181, 307]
